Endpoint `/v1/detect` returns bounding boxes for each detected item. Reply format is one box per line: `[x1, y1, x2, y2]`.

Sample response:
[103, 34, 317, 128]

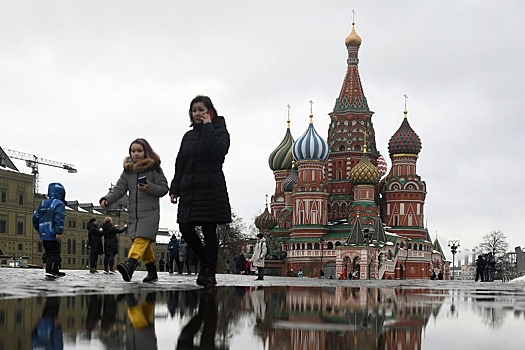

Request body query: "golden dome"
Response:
[345, 24, 362, 47]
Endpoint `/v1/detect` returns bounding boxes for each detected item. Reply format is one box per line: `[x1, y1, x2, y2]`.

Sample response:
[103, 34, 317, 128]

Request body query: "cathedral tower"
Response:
[382, 106, 427, 240]
[326, 21, 380, 222]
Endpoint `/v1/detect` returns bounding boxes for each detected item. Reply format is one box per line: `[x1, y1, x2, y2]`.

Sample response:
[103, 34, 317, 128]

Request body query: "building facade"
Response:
[265, 23, 446, 279]
[0, 148, 168, 270]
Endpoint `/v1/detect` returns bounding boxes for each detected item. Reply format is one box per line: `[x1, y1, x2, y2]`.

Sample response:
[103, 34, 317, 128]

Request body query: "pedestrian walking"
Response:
[158, 258, 165, 272]
[101, 217, 127, 273]
[225, 259, 231, 274]
[250, 233, 268, 281]
[100, 138, 169, 283]
[32, 183, 67, 279]
[188, 248, 199, 275]
[234, 253, 245, 274]
[87, 218, 104, 273]
[475, 255, 486, 282]
[167, 234, 181, 274]
[169, 95, 232, 287]
[179, 238, 189, 274]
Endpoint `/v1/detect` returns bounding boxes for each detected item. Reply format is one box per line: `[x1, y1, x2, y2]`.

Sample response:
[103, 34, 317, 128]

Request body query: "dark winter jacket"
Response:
[170, 116, 232, 224]
[101, 157, 169, 241]
[87, 222, 104, 255]
[167, 238, 180, 258]
[102, 222, 127, 255]
[32, 183, 66, 241]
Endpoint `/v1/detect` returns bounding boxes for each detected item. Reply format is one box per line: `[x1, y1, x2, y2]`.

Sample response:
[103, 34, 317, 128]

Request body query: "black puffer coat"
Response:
[87, 222, 104, 255]
[170, 116, 232, 224]
[102, 222, 127, 255]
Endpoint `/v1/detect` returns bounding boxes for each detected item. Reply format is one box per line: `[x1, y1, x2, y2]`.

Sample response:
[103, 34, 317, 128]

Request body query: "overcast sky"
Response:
[1, 1, 524, 260]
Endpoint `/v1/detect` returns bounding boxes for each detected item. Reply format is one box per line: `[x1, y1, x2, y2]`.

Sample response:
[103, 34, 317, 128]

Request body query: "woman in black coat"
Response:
[87, 218, 104, 273]
[170, 95, 232, 287]
[101, 217, 127, 273]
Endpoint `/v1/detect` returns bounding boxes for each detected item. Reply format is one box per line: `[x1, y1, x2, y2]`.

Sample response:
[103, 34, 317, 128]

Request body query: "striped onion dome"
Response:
[268, 122, 294, 171]
[255, 205, 278, 230]
[292, 115, 329, 161]
[377, 154, 388, 177]
[281, 161, 298, 192]
[388, 110, 422, 156]
[349, 148, 381, 185]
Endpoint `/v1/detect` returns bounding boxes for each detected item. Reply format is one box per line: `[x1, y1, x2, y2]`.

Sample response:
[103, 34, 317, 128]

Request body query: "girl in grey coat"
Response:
[100, 138, 169, 283]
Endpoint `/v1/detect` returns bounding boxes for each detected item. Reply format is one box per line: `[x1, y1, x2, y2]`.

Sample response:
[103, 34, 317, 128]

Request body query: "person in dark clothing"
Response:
[170, 96, 232, 288]
[158, 258, 165, 272]
[486, 252, 496, 282]
[475, 255, 486, 282]
[187, 247, 199, 275]
[167, 234, 181, 274]
[101, 217, 127, 273]
[87, 218, 104, 273]
[33, 183, 67, 279]
[234, 253, 246, 275]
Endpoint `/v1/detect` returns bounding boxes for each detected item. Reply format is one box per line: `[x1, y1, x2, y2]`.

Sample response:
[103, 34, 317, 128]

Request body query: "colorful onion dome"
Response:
[388, 110, 422, 155]
[268, 121, 294, 171]
[377, 154, 388, 177]
[349, 147, 381, 185]
[255, 204, 278, 230]
[281, 161, 298, 192]
[292, 115, 329, 161]
[345, 23, 362, 47]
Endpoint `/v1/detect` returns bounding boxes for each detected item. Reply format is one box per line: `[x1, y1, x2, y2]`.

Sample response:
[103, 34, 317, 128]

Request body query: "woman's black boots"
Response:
[143, 262, 159, 283]
[117, 258, 138, 282]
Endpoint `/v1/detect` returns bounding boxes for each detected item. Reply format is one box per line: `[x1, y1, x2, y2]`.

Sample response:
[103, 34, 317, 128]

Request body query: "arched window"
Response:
[314, 243, 320, 250]
[307, 243, 312, 250]
[338, 145, 345, 151]
[72, 239, 77, 254]
[18, 194, 24, 205]
[335, 241, 341, 247]
[0, 219, 6, 233]
[1, 192, 6, 203]
[67, 239, 72, 254]
[327, 242, 334, 250]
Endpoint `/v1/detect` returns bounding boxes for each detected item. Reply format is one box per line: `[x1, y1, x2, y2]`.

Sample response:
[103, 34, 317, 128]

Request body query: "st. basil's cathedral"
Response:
[256, 22, 447, 280]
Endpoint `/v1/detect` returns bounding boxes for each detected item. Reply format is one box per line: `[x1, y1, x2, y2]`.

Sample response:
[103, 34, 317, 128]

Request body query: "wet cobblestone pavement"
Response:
[1, 269, 525, 349]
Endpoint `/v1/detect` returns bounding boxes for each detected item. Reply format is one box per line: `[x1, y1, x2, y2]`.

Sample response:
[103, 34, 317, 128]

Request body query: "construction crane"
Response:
[2, 148, 77, 193]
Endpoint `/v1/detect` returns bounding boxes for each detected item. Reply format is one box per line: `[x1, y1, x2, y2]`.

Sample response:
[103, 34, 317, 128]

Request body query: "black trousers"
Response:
[179, 223, 218, 271]
[43, 240, 61, 274]
[89, 250, 100, 269]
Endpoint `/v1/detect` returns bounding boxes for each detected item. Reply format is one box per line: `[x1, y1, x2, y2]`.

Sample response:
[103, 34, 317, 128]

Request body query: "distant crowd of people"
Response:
[475, 252, 496, 282]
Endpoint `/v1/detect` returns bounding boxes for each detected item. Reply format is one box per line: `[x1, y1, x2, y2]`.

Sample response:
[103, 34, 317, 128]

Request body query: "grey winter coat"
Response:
[170, 117, 232, 224]
[101, 157, 169, 241]
[251, 238, 267, 268]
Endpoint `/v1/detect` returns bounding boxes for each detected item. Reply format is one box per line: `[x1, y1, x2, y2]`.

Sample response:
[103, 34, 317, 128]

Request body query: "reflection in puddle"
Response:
[2, 286, 525, 349]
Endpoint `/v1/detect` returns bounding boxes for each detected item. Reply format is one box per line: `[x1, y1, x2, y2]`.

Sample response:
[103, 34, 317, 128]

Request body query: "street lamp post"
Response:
[448, 240, 460, 280]
[363, 226, 374, 279]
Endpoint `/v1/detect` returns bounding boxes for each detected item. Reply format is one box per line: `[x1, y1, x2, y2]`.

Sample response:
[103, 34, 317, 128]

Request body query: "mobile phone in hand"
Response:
[138, 175, 147, 184]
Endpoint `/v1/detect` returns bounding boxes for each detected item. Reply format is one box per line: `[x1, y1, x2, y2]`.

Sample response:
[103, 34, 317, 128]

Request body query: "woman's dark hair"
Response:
[129, 138, 162, 168]
[188, 95, 219, 126]
[89, 218, 97, 223]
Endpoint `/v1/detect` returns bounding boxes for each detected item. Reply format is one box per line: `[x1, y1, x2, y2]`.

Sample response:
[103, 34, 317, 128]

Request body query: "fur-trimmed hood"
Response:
[123, 157, 158, 173]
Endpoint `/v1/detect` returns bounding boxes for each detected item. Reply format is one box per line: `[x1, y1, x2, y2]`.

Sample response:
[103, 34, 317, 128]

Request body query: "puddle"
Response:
[2, 286, 525, 349]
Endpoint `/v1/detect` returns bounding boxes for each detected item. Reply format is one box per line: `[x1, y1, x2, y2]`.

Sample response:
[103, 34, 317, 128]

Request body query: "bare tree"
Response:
[216, 211, 247, 271]
[476, 230, 509, 258]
